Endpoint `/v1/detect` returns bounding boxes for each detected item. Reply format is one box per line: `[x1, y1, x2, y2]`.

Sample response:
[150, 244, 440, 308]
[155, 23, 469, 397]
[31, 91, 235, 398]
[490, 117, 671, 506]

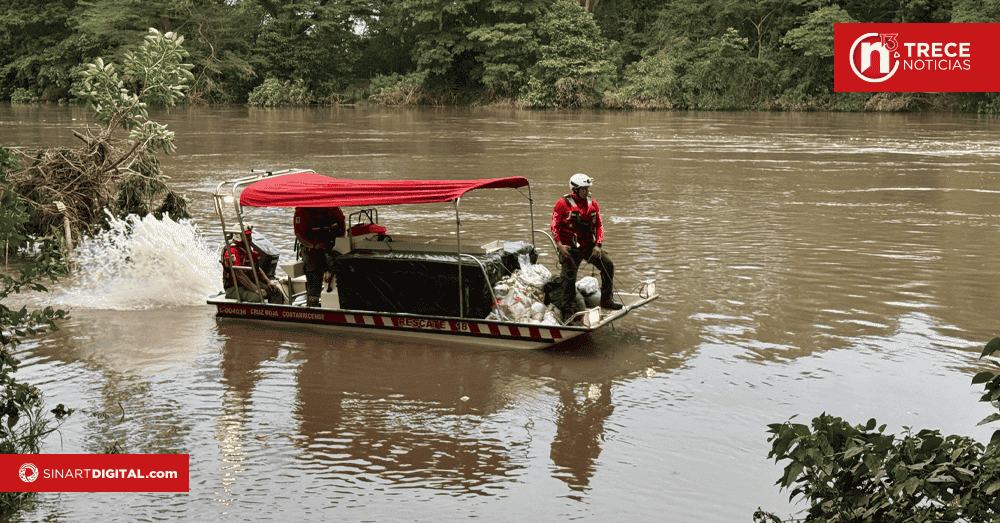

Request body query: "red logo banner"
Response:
[0, 454, 189, 492]
[834, 23, 1000, 92]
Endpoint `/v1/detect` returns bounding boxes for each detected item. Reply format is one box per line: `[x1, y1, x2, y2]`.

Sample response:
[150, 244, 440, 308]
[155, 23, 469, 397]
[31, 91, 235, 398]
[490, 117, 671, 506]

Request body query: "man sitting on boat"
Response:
[294, 206, 346, 308]
[222, 227, 285, 304]
[551, 173, 623, 315]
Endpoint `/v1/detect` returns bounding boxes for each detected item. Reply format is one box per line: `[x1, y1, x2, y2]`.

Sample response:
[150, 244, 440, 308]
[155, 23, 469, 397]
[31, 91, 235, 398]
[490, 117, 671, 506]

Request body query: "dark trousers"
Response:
[302, 247, 338, 299]
[559, 246, 614, 310]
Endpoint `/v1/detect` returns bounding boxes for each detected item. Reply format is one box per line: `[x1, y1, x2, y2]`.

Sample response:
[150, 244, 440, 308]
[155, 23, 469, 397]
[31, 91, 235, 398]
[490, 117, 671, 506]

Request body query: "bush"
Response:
[763, 337, 1000, 522]
[606, 50, 678, 109]
[10, 88, 39, 105]
[367, 71, 430, 106]
[618, 51, 677, 100]
[247, 78, 312, 106]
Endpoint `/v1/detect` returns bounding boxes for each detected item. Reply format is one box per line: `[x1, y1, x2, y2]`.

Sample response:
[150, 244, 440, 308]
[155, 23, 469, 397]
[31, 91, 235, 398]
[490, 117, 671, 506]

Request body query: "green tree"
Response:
[896, 0, 952, 22]
[379, 0, 486, 90]
[780, 5, 857, 100]
[671, 28, 775, 109]
[69, 0, 262, 103]
[466, 0, 553, 97]
[0, 0, 107, 101]
[252, 0, 361, 96]
[839, 0, 903, 22]
[644, 0, 810, 108]
[612, 50, 680, 107]
[75, 28, 194, 150]
[170, 0, 261, 104]
[591, 0, 660, 71]
[350, 1, 418, 84]
[951, 0, 1000, 21]
[467, 22, 539, 96]
[521, 0, 615, 108]
[650, 0, 732, 44]
[7, 28, 192, 242]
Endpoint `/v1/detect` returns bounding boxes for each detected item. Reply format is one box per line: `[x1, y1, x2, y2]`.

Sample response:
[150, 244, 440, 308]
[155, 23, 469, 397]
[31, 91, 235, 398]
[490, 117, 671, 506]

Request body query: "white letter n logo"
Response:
[849, 32, 899, 83]
[860, 42, 889, 74]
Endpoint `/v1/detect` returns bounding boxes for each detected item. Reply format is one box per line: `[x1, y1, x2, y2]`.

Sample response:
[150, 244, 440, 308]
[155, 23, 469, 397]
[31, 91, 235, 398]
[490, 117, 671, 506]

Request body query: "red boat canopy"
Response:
[239, 170, 529, 208]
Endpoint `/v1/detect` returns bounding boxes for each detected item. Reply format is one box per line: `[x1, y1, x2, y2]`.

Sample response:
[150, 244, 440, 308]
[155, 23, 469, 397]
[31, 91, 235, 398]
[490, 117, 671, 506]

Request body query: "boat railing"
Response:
[348, 208, 379, 229]
[532, 229, 559, 255]
[458, 253, 510, 321]
[629, 280, 656, 299]
[562, 307, 602, 328]
[214, 168, 306, 304]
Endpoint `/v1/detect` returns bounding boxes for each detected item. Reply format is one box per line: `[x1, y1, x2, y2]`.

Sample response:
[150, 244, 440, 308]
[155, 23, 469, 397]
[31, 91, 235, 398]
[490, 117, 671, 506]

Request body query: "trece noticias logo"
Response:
[834, 23, 998, 93]
[849, 33, 902, 83]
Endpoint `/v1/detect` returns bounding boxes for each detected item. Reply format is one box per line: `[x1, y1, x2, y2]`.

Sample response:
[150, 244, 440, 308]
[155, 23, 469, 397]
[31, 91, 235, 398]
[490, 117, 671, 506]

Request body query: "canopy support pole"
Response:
[455, 197, 464, 318]
[527, 184, 535, 246]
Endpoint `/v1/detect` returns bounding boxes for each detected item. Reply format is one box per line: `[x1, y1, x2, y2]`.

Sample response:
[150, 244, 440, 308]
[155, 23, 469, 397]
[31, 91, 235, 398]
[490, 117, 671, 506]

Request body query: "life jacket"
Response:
[221, 243, 259, 289]
[557, 194, 598, 247]
[294, 207, 345, 249]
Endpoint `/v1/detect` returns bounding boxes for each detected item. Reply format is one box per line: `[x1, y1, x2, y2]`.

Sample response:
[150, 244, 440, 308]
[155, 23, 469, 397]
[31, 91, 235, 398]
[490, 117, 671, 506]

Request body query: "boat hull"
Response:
[210, 299, 592, 349]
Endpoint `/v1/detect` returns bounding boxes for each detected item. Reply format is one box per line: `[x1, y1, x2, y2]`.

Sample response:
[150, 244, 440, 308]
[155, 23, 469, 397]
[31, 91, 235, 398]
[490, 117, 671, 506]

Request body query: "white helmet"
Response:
[569, 173, 593, 189]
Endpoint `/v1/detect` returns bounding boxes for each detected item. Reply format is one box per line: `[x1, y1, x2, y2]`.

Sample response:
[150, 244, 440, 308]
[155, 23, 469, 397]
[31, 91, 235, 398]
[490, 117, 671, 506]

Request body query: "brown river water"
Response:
[2, 104, 1000, 521]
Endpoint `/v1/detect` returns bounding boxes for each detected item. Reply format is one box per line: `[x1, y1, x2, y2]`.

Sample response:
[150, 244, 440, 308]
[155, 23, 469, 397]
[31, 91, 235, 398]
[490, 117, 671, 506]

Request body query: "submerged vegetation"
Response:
[1, 0, 997, 111]
[759, 338, 1000, 522]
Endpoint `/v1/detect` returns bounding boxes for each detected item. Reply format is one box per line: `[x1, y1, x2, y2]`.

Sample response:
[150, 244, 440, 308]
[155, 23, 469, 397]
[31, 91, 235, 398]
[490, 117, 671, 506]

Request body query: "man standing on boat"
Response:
[294, 206, 346, 307]
[551, 173, 623, 315]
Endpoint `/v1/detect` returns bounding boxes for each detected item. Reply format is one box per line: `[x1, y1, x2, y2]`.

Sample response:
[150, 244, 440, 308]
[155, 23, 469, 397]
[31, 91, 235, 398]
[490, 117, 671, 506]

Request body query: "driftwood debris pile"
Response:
[8, 128, 188, 244]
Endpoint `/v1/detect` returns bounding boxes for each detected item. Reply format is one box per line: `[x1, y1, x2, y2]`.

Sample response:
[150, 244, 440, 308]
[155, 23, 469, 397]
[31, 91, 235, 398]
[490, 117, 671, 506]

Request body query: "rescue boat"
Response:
[208, 169, 658, 349]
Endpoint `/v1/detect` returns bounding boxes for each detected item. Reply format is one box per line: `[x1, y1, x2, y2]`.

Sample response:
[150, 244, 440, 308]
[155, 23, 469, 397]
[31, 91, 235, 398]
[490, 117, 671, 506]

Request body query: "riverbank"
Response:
[252, 88, 993, 113]
[8, 91, 993, 114]
[234, 90, 1000, 113]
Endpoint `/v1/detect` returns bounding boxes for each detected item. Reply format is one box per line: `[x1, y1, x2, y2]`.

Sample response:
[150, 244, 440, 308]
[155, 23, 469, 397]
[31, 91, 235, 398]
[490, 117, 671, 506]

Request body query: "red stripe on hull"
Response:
[212, 302, 580, 348]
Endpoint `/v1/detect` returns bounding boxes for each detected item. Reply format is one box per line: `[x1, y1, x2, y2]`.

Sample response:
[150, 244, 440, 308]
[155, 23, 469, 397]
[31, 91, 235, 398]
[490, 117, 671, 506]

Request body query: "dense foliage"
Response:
[0, 144, 73, 516]
[761, 338, 1000, 522]
[2, 0, 997, 110]
[7, 28, 192, 241]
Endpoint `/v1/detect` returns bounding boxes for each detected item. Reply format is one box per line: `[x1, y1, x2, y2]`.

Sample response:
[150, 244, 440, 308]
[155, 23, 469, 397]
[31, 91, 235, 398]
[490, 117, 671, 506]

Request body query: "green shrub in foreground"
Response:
[762, 338, 1000, 522]
[1, 143, 72, 517]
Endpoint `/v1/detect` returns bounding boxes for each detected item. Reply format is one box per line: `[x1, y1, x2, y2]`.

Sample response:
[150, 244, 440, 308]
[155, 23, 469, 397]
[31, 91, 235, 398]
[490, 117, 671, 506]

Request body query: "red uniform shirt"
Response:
[294, 207, 345, 250]
[550, 193, 604, 248]
[222, 243, 259, 288]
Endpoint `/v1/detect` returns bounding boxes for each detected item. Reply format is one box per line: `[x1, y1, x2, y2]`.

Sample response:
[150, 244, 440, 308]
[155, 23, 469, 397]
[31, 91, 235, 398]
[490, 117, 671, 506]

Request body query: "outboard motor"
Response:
[250, 232, 280, 279]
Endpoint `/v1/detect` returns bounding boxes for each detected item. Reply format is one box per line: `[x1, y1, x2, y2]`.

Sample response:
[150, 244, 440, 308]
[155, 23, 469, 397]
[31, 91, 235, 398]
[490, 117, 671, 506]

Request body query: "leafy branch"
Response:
[6, 28, 193, 244]
[764, 337, 1000, 522]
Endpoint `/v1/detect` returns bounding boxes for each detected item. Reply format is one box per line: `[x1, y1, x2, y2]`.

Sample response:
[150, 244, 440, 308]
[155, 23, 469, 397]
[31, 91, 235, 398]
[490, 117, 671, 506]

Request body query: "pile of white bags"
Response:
[488, 256, 563, 325]
[576, 276, 601, 308]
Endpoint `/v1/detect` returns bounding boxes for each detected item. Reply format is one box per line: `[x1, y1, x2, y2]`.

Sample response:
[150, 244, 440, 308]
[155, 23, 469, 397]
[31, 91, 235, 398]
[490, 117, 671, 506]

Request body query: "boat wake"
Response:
[51, 213, 220, 310]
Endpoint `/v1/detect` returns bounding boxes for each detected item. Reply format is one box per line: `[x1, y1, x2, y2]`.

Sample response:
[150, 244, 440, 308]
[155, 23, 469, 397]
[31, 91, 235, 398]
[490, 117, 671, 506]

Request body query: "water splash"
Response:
[53, 214, 220, 310]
